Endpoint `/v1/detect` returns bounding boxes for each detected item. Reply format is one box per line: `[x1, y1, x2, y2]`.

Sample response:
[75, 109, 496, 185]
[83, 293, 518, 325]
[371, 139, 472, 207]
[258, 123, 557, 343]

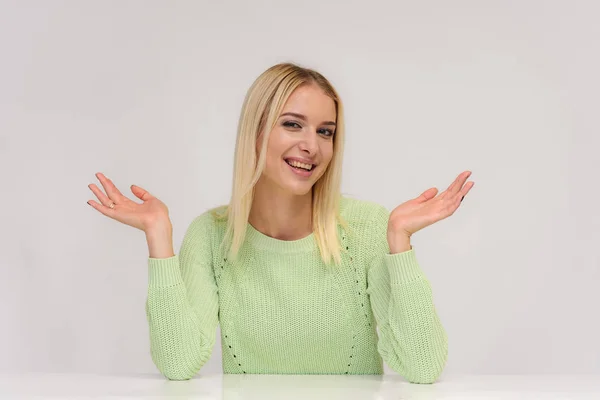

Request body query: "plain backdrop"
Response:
[0, 0, 598, 376]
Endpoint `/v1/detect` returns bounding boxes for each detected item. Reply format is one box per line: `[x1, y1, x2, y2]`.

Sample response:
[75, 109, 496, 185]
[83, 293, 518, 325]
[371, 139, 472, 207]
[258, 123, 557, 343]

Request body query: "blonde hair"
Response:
[214, 62, 348, 266]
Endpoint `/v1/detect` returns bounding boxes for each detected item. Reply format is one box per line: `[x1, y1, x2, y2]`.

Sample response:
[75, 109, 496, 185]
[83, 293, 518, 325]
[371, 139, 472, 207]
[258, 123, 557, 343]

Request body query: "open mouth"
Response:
[284, 158, 316, 172]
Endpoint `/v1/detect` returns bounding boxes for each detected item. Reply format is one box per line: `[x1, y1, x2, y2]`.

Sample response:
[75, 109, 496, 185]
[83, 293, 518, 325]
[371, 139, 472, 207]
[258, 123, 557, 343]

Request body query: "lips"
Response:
[284, 157, 316, 170]
[285, 159, 313, 171]
[284, 159, 315, 178]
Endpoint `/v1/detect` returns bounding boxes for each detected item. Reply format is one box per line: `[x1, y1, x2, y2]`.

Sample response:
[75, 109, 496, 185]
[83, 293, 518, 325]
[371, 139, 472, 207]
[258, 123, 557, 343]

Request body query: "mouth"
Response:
[284, 158, 315, 171]
[284, 158, 316, 177]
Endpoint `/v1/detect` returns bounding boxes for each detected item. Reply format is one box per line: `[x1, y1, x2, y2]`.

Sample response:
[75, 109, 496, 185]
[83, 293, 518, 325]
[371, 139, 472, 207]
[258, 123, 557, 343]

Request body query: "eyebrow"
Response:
[280, 112, 336, 126]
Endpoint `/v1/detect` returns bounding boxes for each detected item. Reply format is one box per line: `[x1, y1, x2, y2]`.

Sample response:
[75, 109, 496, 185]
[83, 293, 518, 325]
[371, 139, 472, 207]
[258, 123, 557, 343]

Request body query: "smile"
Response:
[284, 159, 315, 178]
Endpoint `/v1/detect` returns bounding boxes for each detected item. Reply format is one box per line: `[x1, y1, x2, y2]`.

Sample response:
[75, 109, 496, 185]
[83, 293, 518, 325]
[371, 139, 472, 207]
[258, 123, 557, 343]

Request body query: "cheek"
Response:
[264, 132, 286, 171]
[321, 143, 334, 166]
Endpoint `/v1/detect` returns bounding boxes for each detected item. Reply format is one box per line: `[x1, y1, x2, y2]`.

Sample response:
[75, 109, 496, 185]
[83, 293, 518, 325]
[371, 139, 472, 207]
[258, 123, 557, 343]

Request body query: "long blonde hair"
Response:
[215, 62, 347, 266]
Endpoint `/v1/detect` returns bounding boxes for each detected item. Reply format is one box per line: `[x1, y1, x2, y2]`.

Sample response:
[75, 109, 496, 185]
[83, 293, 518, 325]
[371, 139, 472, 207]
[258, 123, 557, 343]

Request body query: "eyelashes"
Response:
[282, 121, 300, 128]
[282, 121, 335, 137]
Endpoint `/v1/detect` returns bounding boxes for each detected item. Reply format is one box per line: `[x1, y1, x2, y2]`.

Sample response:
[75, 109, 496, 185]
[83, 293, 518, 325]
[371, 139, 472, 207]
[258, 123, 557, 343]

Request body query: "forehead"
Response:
[281, 84, 336, 121]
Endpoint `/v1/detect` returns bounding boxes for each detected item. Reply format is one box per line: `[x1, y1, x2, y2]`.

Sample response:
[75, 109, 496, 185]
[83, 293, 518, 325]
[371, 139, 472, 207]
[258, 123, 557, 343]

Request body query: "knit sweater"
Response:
[145, 196, 448, 383]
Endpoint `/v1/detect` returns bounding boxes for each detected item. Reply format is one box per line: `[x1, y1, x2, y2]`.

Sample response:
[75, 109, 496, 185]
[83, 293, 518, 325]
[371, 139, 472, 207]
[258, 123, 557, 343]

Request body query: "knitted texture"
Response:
[145, 197, 448, 383]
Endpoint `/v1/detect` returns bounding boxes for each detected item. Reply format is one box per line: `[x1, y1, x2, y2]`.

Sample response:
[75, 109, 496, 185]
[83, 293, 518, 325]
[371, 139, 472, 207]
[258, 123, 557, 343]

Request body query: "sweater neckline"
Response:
[245, 223, 317, 253]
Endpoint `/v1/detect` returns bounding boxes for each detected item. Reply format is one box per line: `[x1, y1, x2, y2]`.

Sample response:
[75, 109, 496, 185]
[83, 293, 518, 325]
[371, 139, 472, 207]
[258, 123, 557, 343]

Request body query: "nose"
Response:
[298, 131, 319, 155]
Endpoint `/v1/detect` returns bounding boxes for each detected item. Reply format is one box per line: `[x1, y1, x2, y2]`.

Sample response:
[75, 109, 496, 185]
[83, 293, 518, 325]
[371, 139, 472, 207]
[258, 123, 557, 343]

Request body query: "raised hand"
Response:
[87, 172, 170, 232]
[387, 171, 474, 253]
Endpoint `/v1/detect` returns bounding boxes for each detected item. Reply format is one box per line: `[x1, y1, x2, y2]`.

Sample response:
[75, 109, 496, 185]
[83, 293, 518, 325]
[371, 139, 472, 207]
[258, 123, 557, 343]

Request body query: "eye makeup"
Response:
[282, 120, 334, 137]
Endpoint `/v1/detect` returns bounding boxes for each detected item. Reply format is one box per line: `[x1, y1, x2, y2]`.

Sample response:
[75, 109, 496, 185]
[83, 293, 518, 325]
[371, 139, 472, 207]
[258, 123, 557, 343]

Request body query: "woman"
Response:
[87, 62, 474, 383]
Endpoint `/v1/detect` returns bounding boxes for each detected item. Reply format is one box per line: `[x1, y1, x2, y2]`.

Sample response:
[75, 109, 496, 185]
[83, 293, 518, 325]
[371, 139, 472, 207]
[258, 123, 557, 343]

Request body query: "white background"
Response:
[1, 0, 598, 376]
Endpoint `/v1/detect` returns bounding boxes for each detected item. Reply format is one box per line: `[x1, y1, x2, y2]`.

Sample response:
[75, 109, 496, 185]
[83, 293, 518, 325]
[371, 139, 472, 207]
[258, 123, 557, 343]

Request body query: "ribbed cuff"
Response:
[148, 255, 184, 287]
[384, 249, 426, 284]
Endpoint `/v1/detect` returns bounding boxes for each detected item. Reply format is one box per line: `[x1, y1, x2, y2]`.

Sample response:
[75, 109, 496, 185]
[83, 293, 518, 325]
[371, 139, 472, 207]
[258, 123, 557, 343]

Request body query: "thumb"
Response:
[131, 185, 153, 202]
[416, 187, 438, 203]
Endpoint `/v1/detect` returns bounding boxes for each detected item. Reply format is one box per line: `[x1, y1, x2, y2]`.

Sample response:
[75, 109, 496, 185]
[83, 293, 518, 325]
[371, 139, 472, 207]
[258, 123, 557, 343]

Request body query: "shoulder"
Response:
[179, 204, 229, 261]
[339, 195, 389, 229]
[184, 204, 229, 239]
[339, 196, 390, 258]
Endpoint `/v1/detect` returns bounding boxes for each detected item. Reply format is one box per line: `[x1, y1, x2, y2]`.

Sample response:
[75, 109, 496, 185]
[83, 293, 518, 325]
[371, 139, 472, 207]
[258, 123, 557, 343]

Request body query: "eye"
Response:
[318, 128, 335, 137]
[283, 120, 334, 137]
[283, 121, 301, 129]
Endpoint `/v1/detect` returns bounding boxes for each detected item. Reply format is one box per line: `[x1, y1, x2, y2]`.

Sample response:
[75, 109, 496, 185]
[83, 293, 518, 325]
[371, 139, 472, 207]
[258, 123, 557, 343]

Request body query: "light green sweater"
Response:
[145, 197, 448, 383]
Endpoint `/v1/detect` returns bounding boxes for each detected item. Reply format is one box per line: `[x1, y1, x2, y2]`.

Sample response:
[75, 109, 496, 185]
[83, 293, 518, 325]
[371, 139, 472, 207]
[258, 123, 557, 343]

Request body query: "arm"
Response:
[145, 212, 219, 380]
[365, 205, 448, 384]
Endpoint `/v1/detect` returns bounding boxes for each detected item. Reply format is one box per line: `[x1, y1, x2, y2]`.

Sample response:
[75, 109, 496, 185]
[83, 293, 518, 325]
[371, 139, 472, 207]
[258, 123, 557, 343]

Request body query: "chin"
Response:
[284, 181, 315, 196]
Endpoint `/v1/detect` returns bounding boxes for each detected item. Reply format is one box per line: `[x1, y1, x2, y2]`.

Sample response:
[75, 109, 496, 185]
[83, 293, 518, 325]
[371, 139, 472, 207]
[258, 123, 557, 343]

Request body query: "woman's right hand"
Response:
[87, 172, 171, 233]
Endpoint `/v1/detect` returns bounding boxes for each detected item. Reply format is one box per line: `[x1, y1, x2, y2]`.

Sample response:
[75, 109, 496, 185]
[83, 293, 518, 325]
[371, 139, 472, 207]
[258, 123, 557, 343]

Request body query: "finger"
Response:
[445, 182, 473, 216]
[87, 199, 118, 219]
[131, 184, 153, 202]
[88, 183, 114, 207]
[416, 187, 438, 203]
[95, 172, 124, 202]
[460, 181, 475, 198]
[447, 171, 472, 196]
[446, 170, 470, 193]
[456, 181, 475, 204]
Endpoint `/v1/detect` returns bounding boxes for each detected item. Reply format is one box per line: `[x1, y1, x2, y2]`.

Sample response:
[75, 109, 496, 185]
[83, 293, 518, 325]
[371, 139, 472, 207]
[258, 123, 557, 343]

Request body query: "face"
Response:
[257, 84, 336, 196]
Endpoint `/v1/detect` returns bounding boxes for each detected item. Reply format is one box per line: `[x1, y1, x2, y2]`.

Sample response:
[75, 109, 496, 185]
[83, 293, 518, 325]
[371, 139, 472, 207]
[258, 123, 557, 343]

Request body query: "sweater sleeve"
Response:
[365, 204, 448, 384]
[145, 212, 220, 380]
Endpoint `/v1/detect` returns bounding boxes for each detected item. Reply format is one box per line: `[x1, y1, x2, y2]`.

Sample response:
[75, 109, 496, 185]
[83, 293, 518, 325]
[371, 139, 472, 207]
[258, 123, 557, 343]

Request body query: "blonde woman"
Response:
[87, 62, 474, 383]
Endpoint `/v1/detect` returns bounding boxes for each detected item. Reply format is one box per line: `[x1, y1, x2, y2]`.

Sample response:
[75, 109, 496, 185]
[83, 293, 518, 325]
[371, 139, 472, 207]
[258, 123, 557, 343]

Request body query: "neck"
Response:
[249, 178, 313, 241]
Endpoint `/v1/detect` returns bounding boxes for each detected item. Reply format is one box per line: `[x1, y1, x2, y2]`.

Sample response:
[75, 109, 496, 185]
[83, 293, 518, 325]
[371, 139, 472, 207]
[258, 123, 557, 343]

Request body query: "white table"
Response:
[0, 373, 598, 399]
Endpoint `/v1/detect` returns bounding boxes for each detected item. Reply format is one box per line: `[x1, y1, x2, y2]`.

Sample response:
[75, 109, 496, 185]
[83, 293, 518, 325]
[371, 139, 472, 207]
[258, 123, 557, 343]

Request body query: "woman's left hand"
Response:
[387, 171, 475, 253]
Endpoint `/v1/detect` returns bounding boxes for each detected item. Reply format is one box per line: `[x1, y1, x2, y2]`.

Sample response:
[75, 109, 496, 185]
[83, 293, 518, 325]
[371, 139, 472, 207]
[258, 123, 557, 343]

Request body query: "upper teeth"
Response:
[287, 160, 313, 170]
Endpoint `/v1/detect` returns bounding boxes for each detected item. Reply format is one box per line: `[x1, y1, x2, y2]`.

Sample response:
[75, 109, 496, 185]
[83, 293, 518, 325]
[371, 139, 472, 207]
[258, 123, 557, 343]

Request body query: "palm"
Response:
[388, 171, 474, 237]
[87, 172, 170, 231]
